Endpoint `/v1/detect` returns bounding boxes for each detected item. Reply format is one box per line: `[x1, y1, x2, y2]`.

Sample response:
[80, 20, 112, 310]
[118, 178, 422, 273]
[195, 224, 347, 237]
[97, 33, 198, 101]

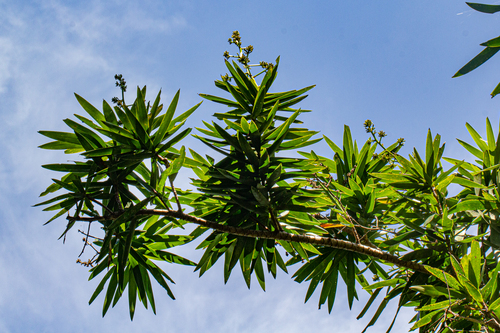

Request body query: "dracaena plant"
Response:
[38, 31, 500, 332]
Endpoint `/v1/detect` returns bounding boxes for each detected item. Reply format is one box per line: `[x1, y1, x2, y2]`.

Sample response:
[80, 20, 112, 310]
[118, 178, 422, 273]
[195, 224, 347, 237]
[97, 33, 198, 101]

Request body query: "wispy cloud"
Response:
[0, 1, 190, 331]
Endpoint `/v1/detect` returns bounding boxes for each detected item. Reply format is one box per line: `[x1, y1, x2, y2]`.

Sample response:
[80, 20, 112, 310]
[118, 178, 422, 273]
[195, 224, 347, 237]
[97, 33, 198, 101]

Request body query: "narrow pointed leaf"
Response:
[467, 2, 500, 13]
[153, 90, 180, 147]
[453, 47, 500, 78]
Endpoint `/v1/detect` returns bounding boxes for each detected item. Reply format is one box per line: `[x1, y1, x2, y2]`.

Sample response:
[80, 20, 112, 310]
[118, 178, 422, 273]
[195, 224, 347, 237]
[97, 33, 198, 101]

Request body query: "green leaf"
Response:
[482, 263, 499, 300]
[323, 135, 343, 156]
[199, 94, 240, 108]
[304, 275, 321, 303]
[39, 131, 81, 145]
[357, 288, 382, 320]
[251, 187, 269, 206]
[38, 141, 82, 151]
[156, 128, 191, 155]
[223, 240, 237, 283]
[467, 2, 500, 13]
[128, 268, 137, 320]
[64, 119, 106, 148]
[364, 278, 404, 290]
[74, 93, 105, 126]
[345, 254, 356, 309]
[252, 65, 276, 118]
[254, 254, 266, 291]
[140, 267, 156, 314]
[425, 129, 433, 165]
[259, 101, 279, 134]
[361, 287, 403, 333]
[449, 199, 494, 214]
[223, 119, 244, 133]
[153, 90, 180, 147]
[125, 103, 150, 146]
[450, 256, 467, 278]
[453, 47, 500, 78]
[466, 122, 488, 152]
[189, 148, 211, 166]
[142, 260, 175, 300]
[463, 280, 484, 304]
[489, 295, 500, 312]
[212, 122, 241, 151]
[226, 238, 246, 283]
[102, 268, 118, 317]
[486, 117, 496, 150]
[409, 285, 450, 297]
[237, 132, 259, 166]
[266, 110, 301, 154]
[107, 197, 150, 230]
[234, 64, 258, 96]
[417, 300, 453, 312]
[491, 81, 500, 98]
[425, 266, 462, 291]
[165, 146, 186, 182]
[266, 164, 282, 188]
[225, 61, 255, 101]
[42, 163, 92, 173]
[169, 102, 201, 130]
[410, 309, 443, 330]
[103, 100, 118, 125]
[451, 176, 487, 189]
[224, 80, 253, 114]
[135, 87, 149, 133]
[89, 267, 115, 305]
[470, 241, 482, 288]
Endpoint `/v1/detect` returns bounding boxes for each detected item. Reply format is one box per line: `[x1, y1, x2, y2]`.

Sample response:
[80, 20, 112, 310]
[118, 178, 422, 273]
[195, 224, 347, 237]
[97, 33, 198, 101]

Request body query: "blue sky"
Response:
[1, 1, 500, 332]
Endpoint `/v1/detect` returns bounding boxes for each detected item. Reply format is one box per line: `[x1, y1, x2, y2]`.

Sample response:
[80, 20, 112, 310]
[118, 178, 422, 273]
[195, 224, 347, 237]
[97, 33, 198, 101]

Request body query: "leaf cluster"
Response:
[37, 33, 500, 332]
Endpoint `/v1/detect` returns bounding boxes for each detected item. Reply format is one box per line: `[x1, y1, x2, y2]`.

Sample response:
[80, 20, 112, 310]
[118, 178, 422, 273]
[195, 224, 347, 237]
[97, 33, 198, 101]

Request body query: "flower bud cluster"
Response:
[223, 31, 273, 76]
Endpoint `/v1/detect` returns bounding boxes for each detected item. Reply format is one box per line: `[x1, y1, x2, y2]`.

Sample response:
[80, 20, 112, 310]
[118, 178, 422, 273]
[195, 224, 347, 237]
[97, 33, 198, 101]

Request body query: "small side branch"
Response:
[169, 178, 182, 211]
[78, 222, 92, 257]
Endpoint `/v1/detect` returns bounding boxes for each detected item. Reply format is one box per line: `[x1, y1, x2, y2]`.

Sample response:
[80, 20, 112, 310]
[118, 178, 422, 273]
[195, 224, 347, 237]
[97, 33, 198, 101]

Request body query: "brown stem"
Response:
[77, 229, 103, 241]
[431, 186, 444, 216]
[169, 178, 182, 211]
[68, 209, 429, 274]
[145, 209, 428, 273]
[87, 196, 113, 215]
[67, 210, 428, 274]
[78, 222, 92, 257]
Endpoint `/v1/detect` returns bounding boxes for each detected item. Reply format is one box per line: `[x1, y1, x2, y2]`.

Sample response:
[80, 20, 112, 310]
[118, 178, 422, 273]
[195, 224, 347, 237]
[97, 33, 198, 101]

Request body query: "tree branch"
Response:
[66, 208, 428, 273]
[139, 209, 428, 274]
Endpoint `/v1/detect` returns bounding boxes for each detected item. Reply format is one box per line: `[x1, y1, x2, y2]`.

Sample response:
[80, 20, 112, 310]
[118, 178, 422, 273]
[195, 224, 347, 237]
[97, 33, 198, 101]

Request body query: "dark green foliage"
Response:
[38, 33, 500, 332]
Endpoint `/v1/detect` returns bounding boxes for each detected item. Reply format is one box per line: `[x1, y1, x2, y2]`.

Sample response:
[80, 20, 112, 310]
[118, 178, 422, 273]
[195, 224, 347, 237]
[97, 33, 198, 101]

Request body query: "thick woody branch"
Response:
[66, 209, 428, 274]
[144, 209, 428, 274]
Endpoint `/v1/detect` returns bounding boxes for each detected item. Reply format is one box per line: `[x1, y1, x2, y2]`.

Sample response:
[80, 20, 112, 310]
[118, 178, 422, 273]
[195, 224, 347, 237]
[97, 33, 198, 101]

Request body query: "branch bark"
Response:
[68, 209, 428, 274]
[143, 209, 428, 274]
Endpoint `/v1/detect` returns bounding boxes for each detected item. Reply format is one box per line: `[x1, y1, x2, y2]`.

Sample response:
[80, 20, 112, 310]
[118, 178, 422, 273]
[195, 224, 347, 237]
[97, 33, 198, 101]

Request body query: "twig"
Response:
[431, 186, 444, 216]
[169, 178, 182, 212]
[87, 196, 114, 215]
[78, 222, 92, 257]
[77, 229, 103, 241]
